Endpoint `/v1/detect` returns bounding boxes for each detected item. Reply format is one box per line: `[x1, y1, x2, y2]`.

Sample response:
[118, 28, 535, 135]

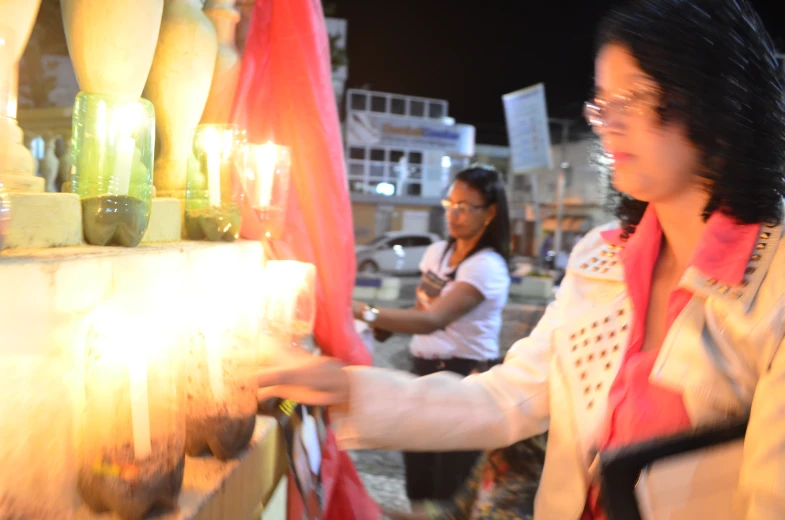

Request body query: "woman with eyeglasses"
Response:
[351, 164, 513, 502]
[257, 0, 785, 518]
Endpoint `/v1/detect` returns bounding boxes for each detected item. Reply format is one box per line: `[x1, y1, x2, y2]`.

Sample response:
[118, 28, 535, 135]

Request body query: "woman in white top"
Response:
[351, 164, 511, 502]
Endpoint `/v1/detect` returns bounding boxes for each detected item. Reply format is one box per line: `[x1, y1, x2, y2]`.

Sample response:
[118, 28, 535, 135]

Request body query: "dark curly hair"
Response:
[595, 0, 785, 238]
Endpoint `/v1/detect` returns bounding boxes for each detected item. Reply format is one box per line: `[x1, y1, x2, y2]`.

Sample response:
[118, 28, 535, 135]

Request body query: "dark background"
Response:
[330, 1, 785, 145]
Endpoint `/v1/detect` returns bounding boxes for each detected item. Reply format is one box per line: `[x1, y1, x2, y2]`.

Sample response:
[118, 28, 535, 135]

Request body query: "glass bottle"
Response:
[70, 92, 155, 247]
[186, 123, 246, 241]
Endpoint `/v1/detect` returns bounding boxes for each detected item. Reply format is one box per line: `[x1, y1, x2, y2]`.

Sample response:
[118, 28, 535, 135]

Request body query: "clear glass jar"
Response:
[184, 327, 258, 460]
[186, 124, 246, 241]
[183, 250, 261, 459]
[260, 260, 317, 348]
[0, 356, 77, 519]
[238, 141, 291, 240]
[70, 92, 155, 247]
[79, 313, 185, 519]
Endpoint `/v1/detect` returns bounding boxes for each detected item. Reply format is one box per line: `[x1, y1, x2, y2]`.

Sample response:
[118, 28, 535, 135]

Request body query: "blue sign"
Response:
[346, 112, 475, 156]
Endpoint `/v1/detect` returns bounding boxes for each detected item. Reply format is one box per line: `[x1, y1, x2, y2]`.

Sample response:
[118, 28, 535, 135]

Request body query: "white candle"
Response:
[113, 136, 135, 196]
[262, 261, 315, 338]
[255, 142, 277, 207]
[207, 150, 221, 207]
[128, 355, 152, 460]
[203, 328, 225, 401]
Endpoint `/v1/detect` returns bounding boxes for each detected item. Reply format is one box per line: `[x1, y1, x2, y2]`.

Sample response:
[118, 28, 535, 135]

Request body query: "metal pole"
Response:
[553, 120, 570, 260]
[530, 172, 542, 259]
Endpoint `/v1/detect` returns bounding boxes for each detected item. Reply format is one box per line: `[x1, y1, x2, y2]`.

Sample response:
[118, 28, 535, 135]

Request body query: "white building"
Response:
[479, 138, 614, 256]
[344, 88, 477, 242]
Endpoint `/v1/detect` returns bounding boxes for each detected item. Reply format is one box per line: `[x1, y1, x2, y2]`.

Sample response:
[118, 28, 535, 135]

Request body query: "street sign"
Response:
[502, 83, 553, 173]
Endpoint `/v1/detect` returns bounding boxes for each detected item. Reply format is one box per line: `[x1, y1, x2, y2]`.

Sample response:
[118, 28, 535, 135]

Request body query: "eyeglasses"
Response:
[583, 87, 661, 131]
[441, 199, 488, 215]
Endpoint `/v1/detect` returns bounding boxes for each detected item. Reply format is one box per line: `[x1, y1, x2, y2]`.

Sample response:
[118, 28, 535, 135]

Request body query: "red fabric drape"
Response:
[232, 0, 369, 367]
[231, 1, 379, 518]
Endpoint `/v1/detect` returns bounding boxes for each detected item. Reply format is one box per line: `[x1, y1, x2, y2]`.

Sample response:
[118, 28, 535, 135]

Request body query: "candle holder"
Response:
[79, 313, 185, 520]
[186, 124, 245, 241]
[184, 327, 258, 460]
[260, 261, 317, 348]
[239, 141, 291, 241]
[70, 92, 155, 247]
[183, 247, 262, 459]
[0, 356, 77, 519]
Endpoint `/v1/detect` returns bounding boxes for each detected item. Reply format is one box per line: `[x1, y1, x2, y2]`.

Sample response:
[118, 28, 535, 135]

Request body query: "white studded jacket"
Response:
[332, 220, 785, 520]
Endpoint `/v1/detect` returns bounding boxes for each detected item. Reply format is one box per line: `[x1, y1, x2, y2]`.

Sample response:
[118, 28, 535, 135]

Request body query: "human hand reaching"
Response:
[255, 345, 351, 406]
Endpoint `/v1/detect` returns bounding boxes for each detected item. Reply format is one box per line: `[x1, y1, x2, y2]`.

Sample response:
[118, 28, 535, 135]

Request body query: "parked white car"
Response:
[355, 232, 441, 274]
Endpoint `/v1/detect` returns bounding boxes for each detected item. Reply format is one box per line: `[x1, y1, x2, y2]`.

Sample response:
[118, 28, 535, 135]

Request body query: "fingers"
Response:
[255, 367, 307, 388]
[254, 357, 350, 406]
[256, 386, 342, 406]
[254, 342, 315, 369]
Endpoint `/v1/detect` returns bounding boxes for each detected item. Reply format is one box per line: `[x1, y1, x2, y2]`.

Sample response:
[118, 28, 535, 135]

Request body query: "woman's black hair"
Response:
[595, 0, 785, 238]
[445, 164, 511, 263]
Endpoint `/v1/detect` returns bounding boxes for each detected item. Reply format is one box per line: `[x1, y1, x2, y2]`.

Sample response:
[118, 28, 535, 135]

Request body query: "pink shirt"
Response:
[582, 207, 760, 519]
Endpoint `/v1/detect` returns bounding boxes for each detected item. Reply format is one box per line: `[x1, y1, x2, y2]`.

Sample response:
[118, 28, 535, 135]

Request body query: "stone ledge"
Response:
[3, 194, 186, 249]
[142, 197, 183, 244]
[5, 192, 82, 248]
[0, 173, 45, 192]
[0, 240, 264, 358]
[1, 238, 261, 262]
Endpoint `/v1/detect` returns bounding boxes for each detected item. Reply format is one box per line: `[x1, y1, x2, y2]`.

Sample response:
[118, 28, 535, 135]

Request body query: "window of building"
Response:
[371, 95, 387, 113]
[428, 102, 445, 119]
[348, 162, 365, 177]
[409, 100, 425, 117]
[370, 148, 386, 161]
[350, 92, 367, 111]
[405, 183, 422, 196]
[369, 163, 385, 177]
[389, 150, 405, 163]
[346, 90, 455, 200]
[390, 97, 406, 115]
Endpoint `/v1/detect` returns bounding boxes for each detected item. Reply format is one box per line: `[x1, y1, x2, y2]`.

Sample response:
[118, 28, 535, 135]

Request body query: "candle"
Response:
[261, 261, 316, 340]
[255, 142, 277, 207]
[113, 136, 135, 196]
[107, 101, 142, 197]
[207, 148, 221, 207]
[127, 354, 152, 459]
[244, 141, 291, 209]
[203, 328, 225, 401]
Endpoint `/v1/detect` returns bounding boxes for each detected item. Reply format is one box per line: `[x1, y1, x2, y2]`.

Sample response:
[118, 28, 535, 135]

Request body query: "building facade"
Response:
[344, 88, 475, 243]
[505, 138, 614, 257]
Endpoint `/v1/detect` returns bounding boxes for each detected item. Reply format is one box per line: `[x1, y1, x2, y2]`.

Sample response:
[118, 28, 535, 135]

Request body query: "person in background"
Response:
[387, 433, 548, 520]
[256, 0, 785, 518]
[351, 164, 512, 502]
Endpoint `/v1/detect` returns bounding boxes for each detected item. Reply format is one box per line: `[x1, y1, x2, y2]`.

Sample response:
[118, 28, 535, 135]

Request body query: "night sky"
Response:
[330, 0, 785, 146]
